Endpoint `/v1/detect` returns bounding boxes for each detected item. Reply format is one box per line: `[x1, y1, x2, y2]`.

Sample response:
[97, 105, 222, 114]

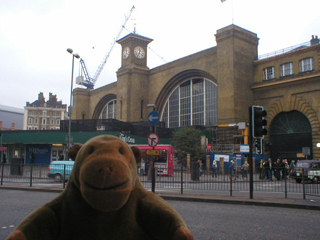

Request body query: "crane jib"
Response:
[77, 6, 135, 90]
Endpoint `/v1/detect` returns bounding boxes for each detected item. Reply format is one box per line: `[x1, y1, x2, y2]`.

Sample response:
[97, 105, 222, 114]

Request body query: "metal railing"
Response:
[138, 165, 320, 198]
[0, 163, 69, 188]
[1, 163, 319, 199]
[258, 41, 310, 60]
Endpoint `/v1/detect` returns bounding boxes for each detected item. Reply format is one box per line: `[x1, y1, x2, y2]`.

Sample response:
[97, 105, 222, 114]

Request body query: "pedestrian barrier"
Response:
[0, 163, 66, 187]
[1, 163, 319, 199]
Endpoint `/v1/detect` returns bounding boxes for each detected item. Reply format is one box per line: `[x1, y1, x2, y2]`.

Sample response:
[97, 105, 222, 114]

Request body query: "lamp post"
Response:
[147, 104, 157, 193]
[66, 48, 80, 154]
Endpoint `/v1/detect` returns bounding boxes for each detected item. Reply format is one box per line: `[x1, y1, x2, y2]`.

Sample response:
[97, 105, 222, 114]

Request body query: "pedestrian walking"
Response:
[274, 158, 282, 181]
[241, 161, 249, 179]
[261, 159, 266, 179]
[230, 160, 239, 180]
[265, 158, 273, 181]
[198, 159, 204, 176]
[211, 160, 218, 178]
[289, 160, 295, 176]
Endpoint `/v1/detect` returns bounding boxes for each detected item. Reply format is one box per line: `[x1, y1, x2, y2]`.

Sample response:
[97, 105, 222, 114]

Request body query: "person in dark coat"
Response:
[30, 152, 35, 164]
[264, 158, 273, 181]
[2, 152, 6, 164]
[58, 153, 64, 160]
[274, 158, 282, 180]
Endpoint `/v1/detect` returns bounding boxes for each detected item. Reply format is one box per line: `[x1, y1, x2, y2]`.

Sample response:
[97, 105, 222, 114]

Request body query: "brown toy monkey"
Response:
[7, 135, 193, 240]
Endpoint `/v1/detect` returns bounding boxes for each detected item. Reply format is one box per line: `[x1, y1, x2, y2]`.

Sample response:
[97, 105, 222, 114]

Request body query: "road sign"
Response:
[146, 149, 160, 155]
[240, 144, 249, 153]
[147, 133, 159, 147]
[302, 147, 310, 156]
[147, 111, 159, 125]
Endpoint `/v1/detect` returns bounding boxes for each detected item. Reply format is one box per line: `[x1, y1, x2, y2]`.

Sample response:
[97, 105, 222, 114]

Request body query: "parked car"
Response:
[308, 162, 320, 183]
[48, 161, 74, 182]
[293, 160, 320, 183]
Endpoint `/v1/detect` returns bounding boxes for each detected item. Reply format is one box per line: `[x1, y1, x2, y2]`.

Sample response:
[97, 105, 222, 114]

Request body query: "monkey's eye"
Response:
[88, 146, 95, 154]
[119, 148, 124, 155]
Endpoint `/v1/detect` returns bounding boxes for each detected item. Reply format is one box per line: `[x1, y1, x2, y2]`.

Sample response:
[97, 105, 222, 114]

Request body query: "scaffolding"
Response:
[208, 126, 244, 154]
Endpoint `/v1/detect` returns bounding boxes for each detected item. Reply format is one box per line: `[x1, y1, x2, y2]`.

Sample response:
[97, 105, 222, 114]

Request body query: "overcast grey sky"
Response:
[1, 0, 319, 109]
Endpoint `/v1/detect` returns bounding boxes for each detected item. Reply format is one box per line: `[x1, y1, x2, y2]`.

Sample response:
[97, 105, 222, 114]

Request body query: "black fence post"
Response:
[284, 168, 287, 199]
[151, 162, 156, 193]
[230, 166, 233, 197]
[180, 165, 183, 195]
[63, 164, 66, 189]
[29, 164, 33, 187]
[1, 163, 4, 185]
[248, 106, 254, 199]
[302, 168, 306, 199]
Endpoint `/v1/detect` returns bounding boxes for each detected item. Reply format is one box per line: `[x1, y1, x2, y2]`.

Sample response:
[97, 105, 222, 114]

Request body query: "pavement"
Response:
[1, 183, 320, 211]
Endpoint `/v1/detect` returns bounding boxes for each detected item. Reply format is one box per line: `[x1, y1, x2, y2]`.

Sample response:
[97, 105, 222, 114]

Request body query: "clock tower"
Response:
[117, 33, 153, 68]
[116, 33, 153, 122]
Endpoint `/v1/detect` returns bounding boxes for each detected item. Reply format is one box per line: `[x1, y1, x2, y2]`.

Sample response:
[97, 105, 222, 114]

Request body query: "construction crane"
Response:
[76, 6, 135, 90]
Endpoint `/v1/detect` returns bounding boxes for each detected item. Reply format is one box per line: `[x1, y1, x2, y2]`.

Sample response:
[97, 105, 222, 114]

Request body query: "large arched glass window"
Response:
[161, 78, 217, 127]
[99, 99, 117, 119]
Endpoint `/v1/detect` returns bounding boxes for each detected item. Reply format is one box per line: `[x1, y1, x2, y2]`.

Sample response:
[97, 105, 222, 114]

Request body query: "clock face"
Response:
[123, 47, 130, 59]
[134, 46, 145, 59]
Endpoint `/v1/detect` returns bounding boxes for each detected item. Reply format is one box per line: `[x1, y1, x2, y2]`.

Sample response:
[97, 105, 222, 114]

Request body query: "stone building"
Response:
[72, 24, 320, 160]
[23, 92, 67, 130]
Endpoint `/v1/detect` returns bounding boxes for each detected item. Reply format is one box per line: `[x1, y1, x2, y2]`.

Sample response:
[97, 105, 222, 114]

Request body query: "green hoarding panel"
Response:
[0, 131, 172, 145]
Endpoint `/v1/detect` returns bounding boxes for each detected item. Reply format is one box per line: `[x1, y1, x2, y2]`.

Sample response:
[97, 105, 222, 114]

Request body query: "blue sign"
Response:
[26, 144, 51, 164]
[148, 111, 159, 125]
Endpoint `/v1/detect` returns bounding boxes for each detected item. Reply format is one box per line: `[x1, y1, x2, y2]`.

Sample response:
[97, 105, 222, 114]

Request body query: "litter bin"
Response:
[10, 158, 23, 175]
[191, 162, 200, 181]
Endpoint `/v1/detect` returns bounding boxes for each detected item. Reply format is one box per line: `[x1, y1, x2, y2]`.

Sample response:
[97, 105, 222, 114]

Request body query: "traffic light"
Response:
[252, 106, 267, 138]
[254, 138, 262, 154]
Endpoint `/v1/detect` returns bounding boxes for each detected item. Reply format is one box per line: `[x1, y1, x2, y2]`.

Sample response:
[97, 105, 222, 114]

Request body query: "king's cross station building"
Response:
[1, 24, 320, 164]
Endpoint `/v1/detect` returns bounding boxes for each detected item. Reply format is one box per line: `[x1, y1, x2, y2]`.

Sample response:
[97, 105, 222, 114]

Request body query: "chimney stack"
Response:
[311, 35, 319, 45]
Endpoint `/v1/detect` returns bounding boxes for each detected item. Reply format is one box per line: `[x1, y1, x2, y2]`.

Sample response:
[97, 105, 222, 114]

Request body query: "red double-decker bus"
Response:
[133, 145, 174, 176]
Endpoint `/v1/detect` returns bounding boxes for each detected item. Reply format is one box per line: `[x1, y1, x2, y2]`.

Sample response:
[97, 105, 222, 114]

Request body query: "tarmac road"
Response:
[1, 189, 320, 240]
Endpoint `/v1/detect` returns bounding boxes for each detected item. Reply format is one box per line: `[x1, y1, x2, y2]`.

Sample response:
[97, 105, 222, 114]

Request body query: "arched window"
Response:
[270, 110, 311, 134]
[269, 110, 312, 160]
[99, 99, 117, 119]
[161, 78, 217, 127]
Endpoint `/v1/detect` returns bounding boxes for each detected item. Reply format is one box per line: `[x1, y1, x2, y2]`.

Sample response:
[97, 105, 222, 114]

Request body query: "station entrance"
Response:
[269, 110, 312, 161]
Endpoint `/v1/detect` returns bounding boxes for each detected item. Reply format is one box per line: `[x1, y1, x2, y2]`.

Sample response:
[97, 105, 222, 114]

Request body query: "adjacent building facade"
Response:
[23, 92, 67, 130]
[72, 24, 320, 160]
[253, 35, 320, 160]
[0, 105, 24, 130]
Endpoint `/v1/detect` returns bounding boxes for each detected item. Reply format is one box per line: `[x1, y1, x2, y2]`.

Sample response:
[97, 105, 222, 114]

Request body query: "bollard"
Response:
[29, 164, 33, 187]
[230, 165, 233, 197]
[1, 163, 4, 185]
[284, 169, 287, 199]
[302, 168, 305, 199]
[180, 165, 183, 195]
[63, 164, 66, 189]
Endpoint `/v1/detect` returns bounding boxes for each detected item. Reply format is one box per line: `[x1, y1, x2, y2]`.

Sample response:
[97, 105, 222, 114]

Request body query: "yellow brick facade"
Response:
[73, 24, 320, 159]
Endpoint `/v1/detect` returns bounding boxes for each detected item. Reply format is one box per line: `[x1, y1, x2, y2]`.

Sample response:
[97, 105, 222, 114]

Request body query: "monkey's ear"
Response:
[68, 144, 82, 161]
[131, 146, 142, 163]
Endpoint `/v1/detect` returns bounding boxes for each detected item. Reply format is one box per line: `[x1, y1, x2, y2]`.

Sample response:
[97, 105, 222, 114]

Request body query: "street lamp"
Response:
[66, 48, 80, 154]
[147, 104, 156, 111]
[147, 104, 157, 193]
